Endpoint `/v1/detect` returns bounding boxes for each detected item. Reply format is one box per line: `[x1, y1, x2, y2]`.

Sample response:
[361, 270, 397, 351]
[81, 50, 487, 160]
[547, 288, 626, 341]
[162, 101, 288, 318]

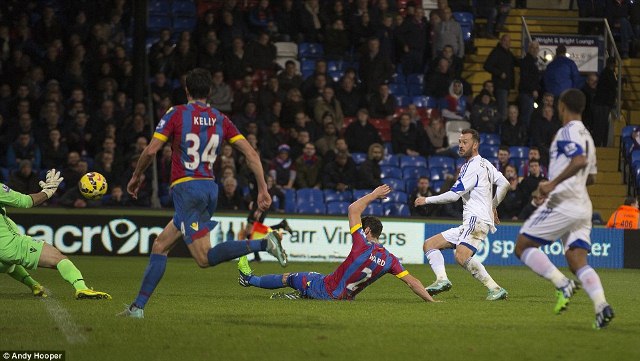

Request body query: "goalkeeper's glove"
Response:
[38, 169, 64, 199]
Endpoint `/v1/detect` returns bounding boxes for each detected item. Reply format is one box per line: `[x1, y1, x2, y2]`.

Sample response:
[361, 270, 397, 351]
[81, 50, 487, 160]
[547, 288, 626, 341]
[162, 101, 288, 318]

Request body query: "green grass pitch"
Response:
[1, 256, 639, 361]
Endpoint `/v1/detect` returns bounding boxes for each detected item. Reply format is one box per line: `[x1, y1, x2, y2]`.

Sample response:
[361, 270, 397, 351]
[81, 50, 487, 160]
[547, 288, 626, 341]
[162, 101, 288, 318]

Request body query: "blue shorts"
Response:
[286, 272, 332, 300]
[172, 179, 219, 244]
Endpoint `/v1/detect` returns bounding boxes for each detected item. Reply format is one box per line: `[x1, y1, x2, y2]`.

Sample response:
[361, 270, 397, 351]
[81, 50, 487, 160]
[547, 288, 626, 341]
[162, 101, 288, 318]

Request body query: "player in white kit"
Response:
[515, 89, 614, 329]
[414, 129, 510, 300]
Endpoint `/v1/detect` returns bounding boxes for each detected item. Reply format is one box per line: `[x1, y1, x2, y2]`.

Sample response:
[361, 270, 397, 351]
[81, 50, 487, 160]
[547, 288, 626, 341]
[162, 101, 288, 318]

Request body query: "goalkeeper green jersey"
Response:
[0, 183, 34, 240]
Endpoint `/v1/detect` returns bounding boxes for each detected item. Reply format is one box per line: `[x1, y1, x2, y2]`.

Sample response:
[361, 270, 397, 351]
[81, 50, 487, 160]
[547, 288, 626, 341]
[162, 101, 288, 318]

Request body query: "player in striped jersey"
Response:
[118, 69, 287, 318]
[237, 185, 437, 302]
[515, 89, 614, 329]
[414, 129, 510, 300]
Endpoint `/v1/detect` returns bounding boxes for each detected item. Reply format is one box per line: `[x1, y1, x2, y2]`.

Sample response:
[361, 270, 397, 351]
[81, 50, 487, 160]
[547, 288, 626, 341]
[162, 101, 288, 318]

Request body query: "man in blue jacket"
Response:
[543, 45, 583, 98]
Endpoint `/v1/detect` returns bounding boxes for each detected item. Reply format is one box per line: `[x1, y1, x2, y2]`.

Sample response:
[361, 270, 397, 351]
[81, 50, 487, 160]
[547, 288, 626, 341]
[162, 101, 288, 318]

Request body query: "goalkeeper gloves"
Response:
[38, 169, 64, 199]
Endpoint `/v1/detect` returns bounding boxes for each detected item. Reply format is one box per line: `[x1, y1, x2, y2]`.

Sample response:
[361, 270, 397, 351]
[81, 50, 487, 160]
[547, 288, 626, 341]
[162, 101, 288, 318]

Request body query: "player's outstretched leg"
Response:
[6, 264, 47, 297]
[238, 256, 287, 289]
[208, 231, 287, 267]
[423, 235, 453, 296]
[462, 258, 508, 300]
[570, 257, 614, 328]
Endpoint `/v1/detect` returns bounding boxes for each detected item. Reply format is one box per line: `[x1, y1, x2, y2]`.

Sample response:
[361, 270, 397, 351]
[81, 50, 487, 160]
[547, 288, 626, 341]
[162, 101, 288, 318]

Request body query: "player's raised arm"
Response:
[399, 273, 438, 302]
[233, 138, 271, 211]
[348, 184, 391, 230]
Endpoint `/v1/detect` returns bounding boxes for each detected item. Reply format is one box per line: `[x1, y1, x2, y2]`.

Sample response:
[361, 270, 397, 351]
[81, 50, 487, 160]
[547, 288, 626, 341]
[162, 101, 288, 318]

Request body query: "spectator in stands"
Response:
[281, 88, 305, 129]
[218, 177, 248, 211]
[471, 89, 500, 133]
[518, 158, 547, 204]
[313, 86, 344, 129]
[258, 77, 286, 115]
[289, 129, 311, 161]
[521, 146, 547, 177]
[501, 105, 528, 146]
[497, 146, 511, 175]
[41, 129, 68, 170]
[593, 57, 618, 147]
[277, 60, 303, 93]
[225, 37, 252, 82]
[357, 143, 384, 190]
[269, 144, 296, 189]
[249, 0, 275, 33]
[209, 70, 233, 113]
[433, 44, 464, 79]
[325, 19, 350, 60]
[344, 108, 383, 154]
[95, 151, 116, 188]
[425, 57, 453, 98]
[543, 45, 582, 98]
[315, 121, 339, 157]
[409, 176, 439, 217]
[434, 7, 464, 59]
[299, 0, 323, 42]
[607, 196, 640, 229]
[368, 82, 397, 120]
[335, 76, 363, 118]
[473, 81, 495, 106]
[295, 142, 323, 189]
[302, 73, 329, 108]
[376, 13, 396, 60]
[578, 0, 606, 34]
[518, 40, 541, 128]
[392, 113, 430, 157]
[359, 37, 394, 94]
[441, 80, 468, 121]
[497, 164, 523, 220]
[233, 74, 259, 113]
[103, 185, 128, 207]
[219, 10, 249, 51]
[322, 150, 357, 191]
[151, 72, 172, 106]
[518, 190, 546, 221]
[581, 73, 598, 132]
[396, 6, 430, 74]
[7, 160, 40, 195]
[245, 32, 277, 71]
[530, 104, 560, 165]
[6, 133, 41, 171]
[65, 111, 93, 156]
[60, 159, 95, 208]
[352, 12, 376, 51]
[261, 121, 287, 160]
[483, 34, 518, 122]
[606, 0, 634, 58]
[275, 0, 297, 41]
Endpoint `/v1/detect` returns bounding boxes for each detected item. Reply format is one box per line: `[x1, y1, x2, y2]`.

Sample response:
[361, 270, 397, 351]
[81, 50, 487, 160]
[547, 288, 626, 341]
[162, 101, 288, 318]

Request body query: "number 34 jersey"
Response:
[323, 224, 408, 300]
[153, 101, 244, 186]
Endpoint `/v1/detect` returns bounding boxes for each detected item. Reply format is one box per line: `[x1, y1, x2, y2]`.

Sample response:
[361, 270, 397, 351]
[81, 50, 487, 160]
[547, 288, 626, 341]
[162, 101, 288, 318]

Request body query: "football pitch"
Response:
[1, 256, 639, 361]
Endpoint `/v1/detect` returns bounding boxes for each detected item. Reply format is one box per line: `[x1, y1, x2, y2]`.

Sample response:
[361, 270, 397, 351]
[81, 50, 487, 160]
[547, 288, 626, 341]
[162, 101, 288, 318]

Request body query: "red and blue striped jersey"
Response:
[323, 224, 408, 300]
[153, 101, 244, 186]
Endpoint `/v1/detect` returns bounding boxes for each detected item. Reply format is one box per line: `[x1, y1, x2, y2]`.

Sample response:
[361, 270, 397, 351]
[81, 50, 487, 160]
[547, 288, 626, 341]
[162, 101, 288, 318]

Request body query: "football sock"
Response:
[248, 274, 284, 289]
[133, 254, 167, 309]
[576, 265, 607, 312]
[56, 259, 87, 290]
[8, 265, 38, 288]
[463, 257, 500, 290]
[207, 240, 265, 266]
[425, 249, 448, 281]
[520, 247, 568, 288]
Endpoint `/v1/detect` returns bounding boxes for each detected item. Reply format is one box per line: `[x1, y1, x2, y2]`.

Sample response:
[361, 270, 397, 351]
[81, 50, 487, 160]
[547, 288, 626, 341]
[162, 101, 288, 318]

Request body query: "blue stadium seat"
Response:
[148, 16, 172, 31]
[326, 201, 350, 215]
[324, 189, 353, 202]
[509, 146, 529, 159]
[395, 95, 411, 107]
[406, 73, 424, 85]
[172, 0, 197, 15]
[517, 160, 527, 177]
[298, 42, 324, 58]
[327, 60, 345, 72]
[149, 0, 171, 14]
[407, 84, 424, 97]
[351, 152, 367, 165]
[384, 202, 411, 217]
[328, 70, 344, 83]
[405, 178, 419, 192]
[353, 189, 373, 200]
[412, 96, 436, 108]
[431, 180, 445, 193]
[391, 73, 406, 84]
[301, 68, 315, 80]
[283, 188, 296, 213]
[382, 178, 405, 192]
[364, 203, 384, 216]
[453, 12, 474, 41]
[456, 157, 467, 169]
[298, 203, 326, 214]
[428, 156, 455, 170]
[383, 191, 408, 204]
[301, 59, 316, 72]
[402, 166, 429, 179]
[621, 125, 636, 139]
[480, 133, 500, 145]
[479, 145, 499, 158]
[631, 150, 640, 172]
[173, 16, 197, 32]
[399, 155, 427, 168]
[381, 166, 402, 179]
[296, 188, 324, 206]
[379, 154, 400, 167]
[388, 83, 408, 96]
[383, 142, 393, 156]
[429, 167, 449, 181]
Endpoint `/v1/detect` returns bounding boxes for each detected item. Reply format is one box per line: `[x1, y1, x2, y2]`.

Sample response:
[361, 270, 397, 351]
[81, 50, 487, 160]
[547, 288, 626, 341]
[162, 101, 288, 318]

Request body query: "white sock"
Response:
[521, 248, 568, 288]
[576, 265, 607, 312]
[425, 249, 448, 281]
[463, 257, 500, 290]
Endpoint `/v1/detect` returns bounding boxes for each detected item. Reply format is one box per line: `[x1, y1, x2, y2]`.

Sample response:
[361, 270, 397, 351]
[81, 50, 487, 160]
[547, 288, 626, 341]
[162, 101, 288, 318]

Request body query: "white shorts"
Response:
[519, 205, 592, 251]
[441, 216, 489, 253]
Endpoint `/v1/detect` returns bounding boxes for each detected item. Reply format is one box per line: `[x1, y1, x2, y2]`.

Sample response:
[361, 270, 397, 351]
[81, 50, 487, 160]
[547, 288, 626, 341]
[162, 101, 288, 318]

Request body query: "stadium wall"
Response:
[9, 208, 636, 269]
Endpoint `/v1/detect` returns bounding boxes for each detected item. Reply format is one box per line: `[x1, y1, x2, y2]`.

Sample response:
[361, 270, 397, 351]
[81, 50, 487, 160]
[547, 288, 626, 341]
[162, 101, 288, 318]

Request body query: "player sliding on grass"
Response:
[414, 129, 510, 301]
[118, 68, 287, 319]
[238, 184, 437, 302]
[0, 170, 111, 300]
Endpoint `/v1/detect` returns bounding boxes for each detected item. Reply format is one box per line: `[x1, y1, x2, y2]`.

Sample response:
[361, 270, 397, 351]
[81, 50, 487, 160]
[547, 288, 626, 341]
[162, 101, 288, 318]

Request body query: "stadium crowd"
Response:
[0, 0, 635, 219]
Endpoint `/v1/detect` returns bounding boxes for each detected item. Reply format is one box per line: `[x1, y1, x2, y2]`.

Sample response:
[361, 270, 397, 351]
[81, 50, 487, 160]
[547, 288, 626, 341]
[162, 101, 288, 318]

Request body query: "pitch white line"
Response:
[39, 289, 87, 344]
